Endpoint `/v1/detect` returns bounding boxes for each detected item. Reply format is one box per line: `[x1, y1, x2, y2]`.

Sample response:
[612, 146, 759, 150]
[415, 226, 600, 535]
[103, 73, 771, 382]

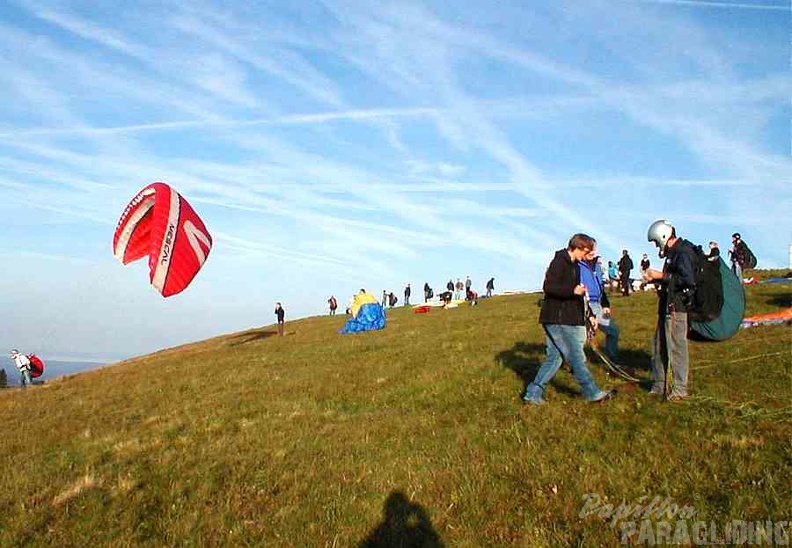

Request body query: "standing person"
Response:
[454, 279, 463, 300]
[639, 253, 651, 290]
[328, 295, 338, 316]
[404, 283, 411, 306]
[707, 241, 720, 262]
[486, 277, 495, 298]
[274, 303, 285, 336]
[446, 279, 454, 299]
[382, 290, 387, 308]
[465, 276, 472, 294]
[607, 261, 619, 292]
[729, 233, 752, 280]
[580, 249, 620, 361]
[645, 220, 697, 401]
[423, 282, 431, 303]
[640, 253, 650, 275]
[522, 234, 615, 405]
[9, 350, 31, 388]
[618, 250, 634, 296]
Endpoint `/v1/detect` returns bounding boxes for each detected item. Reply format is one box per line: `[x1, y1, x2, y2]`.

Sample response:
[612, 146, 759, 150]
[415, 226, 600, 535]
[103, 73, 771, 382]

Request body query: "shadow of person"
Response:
[495, 341, 578, 398]
[225, 328, 278, 347]
[359, 491, 444, 548]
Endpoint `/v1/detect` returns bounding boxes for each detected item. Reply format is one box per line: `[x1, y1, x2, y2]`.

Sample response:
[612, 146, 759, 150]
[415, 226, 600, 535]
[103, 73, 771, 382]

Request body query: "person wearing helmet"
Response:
[9, 349, 31, 388]
[522, 233, 615, 405]
[645, 220, 698, 401]
[729, 233, 750, 280]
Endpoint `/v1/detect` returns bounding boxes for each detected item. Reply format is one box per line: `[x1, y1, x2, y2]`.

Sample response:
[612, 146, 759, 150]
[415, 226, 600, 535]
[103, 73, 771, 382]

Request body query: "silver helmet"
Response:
[647, 219, 674, 257]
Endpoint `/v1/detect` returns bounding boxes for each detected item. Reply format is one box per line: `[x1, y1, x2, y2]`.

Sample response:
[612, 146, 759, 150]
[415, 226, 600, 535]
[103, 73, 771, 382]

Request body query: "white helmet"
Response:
[647, 219, 674, 257]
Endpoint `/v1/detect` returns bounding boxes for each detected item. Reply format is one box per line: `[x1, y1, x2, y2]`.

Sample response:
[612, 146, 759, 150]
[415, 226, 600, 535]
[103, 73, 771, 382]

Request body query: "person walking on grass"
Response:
[522, 234, 615, 405]
[486, 277, 495, 298]
[580, 247, 620, 362]
[645, 220, 697, 401]
[10, 349, 31, 388]
[275, 302, 285, 336]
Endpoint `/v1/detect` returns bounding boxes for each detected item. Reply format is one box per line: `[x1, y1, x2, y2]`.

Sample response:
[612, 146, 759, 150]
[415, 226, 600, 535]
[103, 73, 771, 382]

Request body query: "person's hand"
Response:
[602, 307, 611, 317]
[573, 283, 587, 295]
[646, 268, 663, 281]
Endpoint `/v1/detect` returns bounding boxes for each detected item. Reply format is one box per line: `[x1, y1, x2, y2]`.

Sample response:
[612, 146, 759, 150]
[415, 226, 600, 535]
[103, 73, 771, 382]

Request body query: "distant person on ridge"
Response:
[607, 261, 619, 292]
[455, 278, 463, 300]
[486, 277, 495, 298]
[10, 349, 31, 388]
[446, 279, 454, 298]
[274, 303, 285, 336]
[639, 253, 651, 290]
[618, 249, 634, 296]
[707, 241, 720, 262]
[404, 283, 411, 306]
[328, 295, 338, 316]
[522, 234, 615, 405]
[729, 232, 753, 281]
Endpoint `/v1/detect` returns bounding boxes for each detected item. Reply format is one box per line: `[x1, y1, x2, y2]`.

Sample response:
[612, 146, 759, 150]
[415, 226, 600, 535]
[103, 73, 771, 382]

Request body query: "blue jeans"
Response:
[589, 301, 620, 360]
[20, 369, 31, 388]
[524, 324, 603, 401]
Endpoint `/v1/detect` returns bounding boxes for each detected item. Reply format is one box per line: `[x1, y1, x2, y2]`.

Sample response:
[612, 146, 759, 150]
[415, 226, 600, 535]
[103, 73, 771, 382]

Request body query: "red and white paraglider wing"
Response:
[113, 182, 212, 297]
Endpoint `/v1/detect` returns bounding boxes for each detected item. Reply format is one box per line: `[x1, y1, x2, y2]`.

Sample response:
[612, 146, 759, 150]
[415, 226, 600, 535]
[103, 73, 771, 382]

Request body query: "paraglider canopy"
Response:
[340, 290, 386, 334]
[113, 182, 212, 297]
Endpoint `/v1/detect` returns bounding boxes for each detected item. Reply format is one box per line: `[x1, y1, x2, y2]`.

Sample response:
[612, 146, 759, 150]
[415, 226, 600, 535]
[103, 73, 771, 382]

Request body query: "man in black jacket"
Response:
[522, 234, 614, 405]
[646, 220, 697, 401]
[618, 250, 634, 296]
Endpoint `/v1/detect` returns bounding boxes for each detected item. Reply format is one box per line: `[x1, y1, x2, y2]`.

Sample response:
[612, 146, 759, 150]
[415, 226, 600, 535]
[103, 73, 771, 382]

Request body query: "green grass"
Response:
[1, 270, 790, 546]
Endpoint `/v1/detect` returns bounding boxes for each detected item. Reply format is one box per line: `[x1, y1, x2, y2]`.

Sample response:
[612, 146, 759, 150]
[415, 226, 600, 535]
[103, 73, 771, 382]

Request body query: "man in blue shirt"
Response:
[580, 250, 620, 361]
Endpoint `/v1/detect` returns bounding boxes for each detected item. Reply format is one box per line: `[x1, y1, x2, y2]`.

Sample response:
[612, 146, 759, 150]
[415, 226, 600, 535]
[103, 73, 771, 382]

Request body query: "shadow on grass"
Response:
[765, 294, 792, 308]
[359, 491, 444, 548]
[499, 342, 654, 394]
[496, 342, 578, 398]
[226, 329, 278, 346]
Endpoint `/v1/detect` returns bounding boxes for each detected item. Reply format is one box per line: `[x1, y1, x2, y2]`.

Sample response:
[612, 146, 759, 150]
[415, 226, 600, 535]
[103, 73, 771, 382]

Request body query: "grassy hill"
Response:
[1, 272, 790, 546]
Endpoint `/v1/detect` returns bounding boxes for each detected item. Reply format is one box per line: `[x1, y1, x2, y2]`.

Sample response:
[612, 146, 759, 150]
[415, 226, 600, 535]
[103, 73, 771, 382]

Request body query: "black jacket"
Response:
[539, 249, 585, 326]
[658, 238, 698, 313]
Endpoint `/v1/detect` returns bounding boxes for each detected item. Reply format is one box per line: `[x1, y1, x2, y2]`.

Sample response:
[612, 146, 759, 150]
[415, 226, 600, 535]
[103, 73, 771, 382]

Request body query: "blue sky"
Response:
[0, 0, 789, 362]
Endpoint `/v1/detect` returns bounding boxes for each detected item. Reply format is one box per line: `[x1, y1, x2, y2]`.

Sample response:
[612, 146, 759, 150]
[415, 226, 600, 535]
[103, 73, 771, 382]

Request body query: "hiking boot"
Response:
[647, 387, 663, 396]
[588, 389, 616, 403]
[522, 396, 547, 406]
[668, 393, 689, 402]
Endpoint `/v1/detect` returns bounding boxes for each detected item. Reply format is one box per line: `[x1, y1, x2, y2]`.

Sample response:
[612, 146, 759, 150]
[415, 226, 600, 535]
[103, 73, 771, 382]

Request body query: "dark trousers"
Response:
[620, 272, 631, 295]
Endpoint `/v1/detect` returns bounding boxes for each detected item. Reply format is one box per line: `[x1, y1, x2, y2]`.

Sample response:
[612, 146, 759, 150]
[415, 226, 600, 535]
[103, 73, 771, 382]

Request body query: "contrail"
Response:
[629, 0, 788, 10]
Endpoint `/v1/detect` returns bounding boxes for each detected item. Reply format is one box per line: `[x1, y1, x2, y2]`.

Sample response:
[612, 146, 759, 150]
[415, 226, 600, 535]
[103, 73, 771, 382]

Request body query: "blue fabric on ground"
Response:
[339, 303, 386, 334]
